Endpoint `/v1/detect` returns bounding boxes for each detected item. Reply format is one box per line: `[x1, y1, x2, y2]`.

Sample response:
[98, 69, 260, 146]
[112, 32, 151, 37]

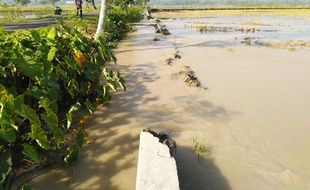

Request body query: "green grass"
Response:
[192, 136, 210, 158]
[151, 4, 310, 9]
[0, 5, 98, 21]
[0, 5, 100, 24]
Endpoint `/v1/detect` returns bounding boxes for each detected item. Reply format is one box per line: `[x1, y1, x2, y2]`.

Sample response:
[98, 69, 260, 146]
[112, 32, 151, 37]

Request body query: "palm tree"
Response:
[95, 0, 108, 40]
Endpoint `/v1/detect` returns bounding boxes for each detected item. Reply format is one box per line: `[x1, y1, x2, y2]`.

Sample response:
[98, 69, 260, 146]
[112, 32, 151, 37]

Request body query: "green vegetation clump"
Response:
[192, 136, 210, 158]
[106, 6, 144, 41]
[0, 6, 143, 189]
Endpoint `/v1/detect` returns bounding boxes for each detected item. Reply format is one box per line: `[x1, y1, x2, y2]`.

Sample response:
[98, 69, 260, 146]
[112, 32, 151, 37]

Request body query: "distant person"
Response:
[54, 6, 62, 15]
[75, 0, 83, 18]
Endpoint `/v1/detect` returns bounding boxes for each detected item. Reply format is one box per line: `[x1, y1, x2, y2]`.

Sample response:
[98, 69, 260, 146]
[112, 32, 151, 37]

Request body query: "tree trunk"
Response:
[95, 0, 108, 40]
[91, 0, 97, 9]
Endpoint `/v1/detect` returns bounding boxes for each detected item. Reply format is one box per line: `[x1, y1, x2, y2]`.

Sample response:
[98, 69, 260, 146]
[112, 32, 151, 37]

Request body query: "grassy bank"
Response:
[0, 5, 93, 12]
[0, 5, 97, 22]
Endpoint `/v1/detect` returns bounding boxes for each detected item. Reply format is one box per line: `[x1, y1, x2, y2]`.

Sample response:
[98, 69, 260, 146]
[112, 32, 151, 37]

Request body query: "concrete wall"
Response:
[136, 130, 180, 190]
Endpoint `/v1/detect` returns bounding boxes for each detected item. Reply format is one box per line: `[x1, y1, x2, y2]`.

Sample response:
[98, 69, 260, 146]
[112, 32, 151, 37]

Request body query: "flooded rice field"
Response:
[24, 11, 310, 190]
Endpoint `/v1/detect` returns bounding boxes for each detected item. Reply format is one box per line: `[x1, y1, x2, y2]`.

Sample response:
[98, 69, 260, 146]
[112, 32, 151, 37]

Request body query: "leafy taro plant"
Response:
[0, 23, 126, 188]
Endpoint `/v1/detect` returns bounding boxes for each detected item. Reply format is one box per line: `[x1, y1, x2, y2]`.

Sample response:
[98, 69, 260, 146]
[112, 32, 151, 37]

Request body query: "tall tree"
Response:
[95, 0, 108, 40]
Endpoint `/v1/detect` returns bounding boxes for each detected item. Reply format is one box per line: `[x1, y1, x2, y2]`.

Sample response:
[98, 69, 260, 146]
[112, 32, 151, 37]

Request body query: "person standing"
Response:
[75, 0, 83, 18]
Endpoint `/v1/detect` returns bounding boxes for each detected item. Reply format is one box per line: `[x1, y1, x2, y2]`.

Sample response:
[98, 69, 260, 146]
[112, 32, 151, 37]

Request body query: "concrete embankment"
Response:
[136, 130, 179, 190]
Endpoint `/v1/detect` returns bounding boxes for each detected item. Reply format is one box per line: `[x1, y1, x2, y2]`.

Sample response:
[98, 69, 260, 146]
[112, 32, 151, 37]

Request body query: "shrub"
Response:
[0, 23, 125, 188]
[0, 4, 144, 187]
[106, 6, 144, 41]
[192, 136, 210, 158]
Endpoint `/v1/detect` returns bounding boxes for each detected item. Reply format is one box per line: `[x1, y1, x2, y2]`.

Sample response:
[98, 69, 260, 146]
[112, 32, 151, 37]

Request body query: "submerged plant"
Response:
[192, 136, 210, 158]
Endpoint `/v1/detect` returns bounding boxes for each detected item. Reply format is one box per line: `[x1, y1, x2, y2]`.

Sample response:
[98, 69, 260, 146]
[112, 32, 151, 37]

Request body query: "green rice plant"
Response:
[192, 135, 210, 158]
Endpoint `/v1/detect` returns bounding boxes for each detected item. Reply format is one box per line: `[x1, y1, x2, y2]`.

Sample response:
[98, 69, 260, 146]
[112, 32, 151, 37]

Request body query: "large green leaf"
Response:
[0, 88, 16, 142]
[0, 66, 7, 77]
[41, 76, 60, 90]
[66, 112, 73, 131]
[55, 65, 68, 81]
[31, 86, 59, 105]
[116, 71, 126, 91]
[84, 99, 94, 114]
[21, 184, 34, 190]
[63, 56, 82, 74]
[0, 150, 12, 186]
[16, 57, 43, 78]
[79, 82, 89, 95]
[102, 85, 111, 103]
[47, 27, 56, 40]
[63, 145, 79, 166]
[66, 102, 81, 130]
[0, 122, 16, 143]
[29, 124, 50, 150]
[0, 84, 14, 103]
[38, 97, 57, 111]
[22, 144, 41, 164]
[15, 96, 41, 127]
[41, 110, 58, 128]
[76, 128, 84, 149]
[41, 109, 63, 148]
[85, 64, 100, 82]
[30, 30, 42, 43]
[47, 47, 58, 61]
[67, 79, 79, 98]
[0, 27, 4, 35]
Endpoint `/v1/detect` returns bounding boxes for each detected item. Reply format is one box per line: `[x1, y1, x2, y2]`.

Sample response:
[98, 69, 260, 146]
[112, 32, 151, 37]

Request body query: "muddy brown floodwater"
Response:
[21, 12, 310, 190]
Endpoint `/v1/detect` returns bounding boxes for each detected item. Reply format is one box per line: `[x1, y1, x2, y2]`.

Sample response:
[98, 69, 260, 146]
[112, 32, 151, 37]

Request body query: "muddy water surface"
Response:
[26, 13, 310, 190]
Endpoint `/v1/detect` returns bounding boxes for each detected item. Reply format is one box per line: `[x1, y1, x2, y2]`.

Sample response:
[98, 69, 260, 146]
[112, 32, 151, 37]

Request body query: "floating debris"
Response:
[253, 39, 310, 50]
[154, 19, 171, 35]
[161, 28, 171, 35]
[184, 70, 201, 87]
[166, 50, 181, 65]
[241, 37, 253, 45]
[170, 66, 201, 88]
[196, 25, 232, 33]
[237, 27, 257, 33]
[166, 58, 174, 65]
[174, 52, 181, 59]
